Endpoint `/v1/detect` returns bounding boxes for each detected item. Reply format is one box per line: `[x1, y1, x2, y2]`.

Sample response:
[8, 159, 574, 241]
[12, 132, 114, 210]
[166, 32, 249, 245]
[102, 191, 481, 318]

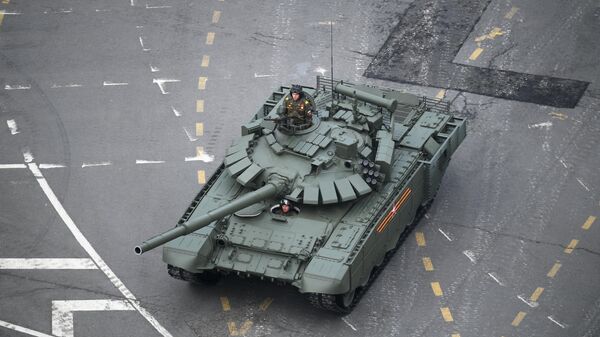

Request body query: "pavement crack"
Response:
[487, 41, 517, 69]
[441, 221, 600, 257]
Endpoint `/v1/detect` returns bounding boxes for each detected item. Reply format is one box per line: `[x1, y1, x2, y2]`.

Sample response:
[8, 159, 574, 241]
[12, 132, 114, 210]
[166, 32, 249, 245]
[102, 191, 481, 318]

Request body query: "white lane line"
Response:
[7, 119, 20, 134]
[559, 158, 568, 168]
[150, 64, 160, 72]
[462, 250, 476, 264]
[39, 163, 66, 169]
[341, 317, 357, 331]
[52, 300, 134, 337]
[0, 319, 55, 337]
[153, 78, 180, 95]
[576, 178, 590, 191]
[487, 272, 504, 286]
[183, 127, 198, 141]
[103, 81, 128, 86]
[131, 0, 135, 6]
[184, 153, 214, 163]
[81, 161, 111, 168]
[547, 315, 567, 328]
[0, 258, 97, 269]
[171, 106, 182, 117]
[528, 121, 552, 129]
[44, 9, 72, 14]
[0, 163, 27, 169]
[95, 9, 111, 12]
[254, 73, 276, 78]
[517, 295, 538, 308]
[5, 84, 31, 90]
[51, 83, 83, 88]
[139, 37, 151, 51]
[136, 160, 165, 164]
[27, 162, 173, 337]
[438, 228, 452, 241]
[0, 12, 23, 16]
[146, 4, 172, 9]
[23, 149, 34, 163]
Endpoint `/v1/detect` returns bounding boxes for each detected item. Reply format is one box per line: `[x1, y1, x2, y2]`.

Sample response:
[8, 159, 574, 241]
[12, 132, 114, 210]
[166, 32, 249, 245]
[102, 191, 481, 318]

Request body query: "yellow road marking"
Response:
[549, 111, 567, 120]
[530, 287, 544, 302]
[196, 122, 204, 136]
[1, 0, 8, 4]
[220, 296, 231, 311]
[511, 311, 526, 326]
[431, 282, 443, 297]
[198, 77, 208, 90]
[582, 216, 596, 230]
[228, 320, 253, 336]
[564, 239, 579, 254]
[469, 48, 484, 61]
[198, 170, 206, 184]
[196, 99, 205, 112]
[206, 32, 215, 45]
[259, 297, 273, 311]
[422, 257, 434, 271]
[505, 6, 519, 19]
[201, 55, 210, 67]
[212, 10, 221, 23]
[416, 232, 426, 246]
[435, 89, 446, 100]
[475, 27, 505, 43]
[440, 307, 453, 322]
[547, 261, 561, 278]
[196, 146, 205, 156]
[0, 10, 5, 26]
[451, 334, 461, 337]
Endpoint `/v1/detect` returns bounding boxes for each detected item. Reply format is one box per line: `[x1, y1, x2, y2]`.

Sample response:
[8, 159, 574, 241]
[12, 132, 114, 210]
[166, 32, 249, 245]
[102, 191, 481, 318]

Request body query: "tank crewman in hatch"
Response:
[282, 84, 315, 126]
[270, 199, 300, 216]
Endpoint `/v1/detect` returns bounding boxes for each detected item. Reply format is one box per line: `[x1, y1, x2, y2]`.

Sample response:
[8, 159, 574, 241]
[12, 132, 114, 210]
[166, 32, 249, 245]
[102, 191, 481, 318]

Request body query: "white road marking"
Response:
[0, 12, 23, 15]
[424, 213, 430, 219]
[150, 64, 160, 72]
[438, 228, 452, 241]
[576, 178, 590, 191]
[153, 78, 180, 94]
[7, 119, 19, 134]
[52, 300, 135, 337]
[0, 258, 97, 269]
[0, 319, 55, 337]
[103, 81, 128, 86]
[136, 159, 165, 164]
[51, 83, 83, 88]
[183, 127, 198, 141]
[314, 67, 327, 76]
[341, 317, 357, 331]
[44, 9, 72, 14]
[95, 9, 111, 12]
[131, 0, 135, 6]
[0, 164, 27, 169]
[528, 121, 552, 129]
[27, 162, 173, 337]
[39, 163, 66, 169]
[487, 272, 504, 286]
[139, 37, 151, 51]
[5, 84, 31, 90]
[184, 153, 215, 163]
[146, 4, 172, 9]
[559, 158, 568, 168]
[517, 295, 538, 308]
[81, 161, 112, 168]
[23, 150, 34, 163]
[254, 73, 276, 78]
[171, 106, 182, 117]
[547, 315, 567, 328]
[462, 250, 476, 263]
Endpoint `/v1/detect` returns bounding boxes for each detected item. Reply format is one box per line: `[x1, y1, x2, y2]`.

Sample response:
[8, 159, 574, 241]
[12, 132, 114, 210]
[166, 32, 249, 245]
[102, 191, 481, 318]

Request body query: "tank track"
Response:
[167, 265, 220, 284]
[306, 200, 432, 314]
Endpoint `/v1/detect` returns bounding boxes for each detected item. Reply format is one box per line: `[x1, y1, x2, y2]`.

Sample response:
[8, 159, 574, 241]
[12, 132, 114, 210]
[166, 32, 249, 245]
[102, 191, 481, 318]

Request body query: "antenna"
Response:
[329, 18, 335, 111]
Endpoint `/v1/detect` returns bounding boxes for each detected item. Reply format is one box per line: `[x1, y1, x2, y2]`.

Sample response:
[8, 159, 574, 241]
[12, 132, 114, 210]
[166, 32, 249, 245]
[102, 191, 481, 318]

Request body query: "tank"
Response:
[135, 76, 467, 313]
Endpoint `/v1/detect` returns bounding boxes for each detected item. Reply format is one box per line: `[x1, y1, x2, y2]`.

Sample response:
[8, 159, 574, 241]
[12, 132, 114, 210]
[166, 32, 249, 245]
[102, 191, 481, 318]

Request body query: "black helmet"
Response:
[280, 199, 291, 206]
[290, 84, 302, 94]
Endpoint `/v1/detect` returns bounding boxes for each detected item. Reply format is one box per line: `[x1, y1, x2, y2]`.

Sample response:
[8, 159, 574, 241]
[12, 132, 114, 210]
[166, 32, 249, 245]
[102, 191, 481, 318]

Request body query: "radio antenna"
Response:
[329, 18, 335, 111]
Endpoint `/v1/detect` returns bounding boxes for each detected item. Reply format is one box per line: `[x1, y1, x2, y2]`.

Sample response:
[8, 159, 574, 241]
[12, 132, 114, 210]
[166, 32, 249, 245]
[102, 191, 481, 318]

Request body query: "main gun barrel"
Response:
[134, 182, 282, 255]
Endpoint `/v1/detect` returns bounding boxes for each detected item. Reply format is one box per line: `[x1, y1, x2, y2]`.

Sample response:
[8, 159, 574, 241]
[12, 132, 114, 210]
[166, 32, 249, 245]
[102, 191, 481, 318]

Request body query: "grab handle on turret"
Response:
[334, 84, 398, 111]
[134, 181, 284, 255]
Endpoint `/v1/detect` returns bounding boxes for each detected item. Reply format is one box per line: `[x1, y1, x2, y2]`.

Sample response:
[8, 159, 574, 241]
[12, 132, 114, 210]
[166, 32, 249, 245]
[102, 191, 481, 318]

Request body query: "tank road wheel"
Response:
[194, 270, 221, 285]
[306, 288, 360, 314]
[167, 265, 221, 285]
[334, 289, 357, 313]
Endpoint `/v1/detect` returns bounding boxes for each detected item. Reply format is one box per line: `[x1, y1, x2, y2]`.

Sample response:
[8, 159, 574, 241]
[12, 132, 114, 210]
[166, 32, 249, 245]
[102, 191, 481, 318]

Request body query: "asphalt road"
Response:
[1, 0, 598, 337]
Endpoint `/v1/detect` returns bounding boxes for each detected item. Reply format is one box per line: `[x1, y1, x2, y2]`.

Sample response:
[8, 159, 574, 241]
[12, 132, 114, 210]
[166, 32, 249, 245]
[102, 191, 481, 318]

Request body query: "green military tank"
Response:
[135, 76, 466, 313]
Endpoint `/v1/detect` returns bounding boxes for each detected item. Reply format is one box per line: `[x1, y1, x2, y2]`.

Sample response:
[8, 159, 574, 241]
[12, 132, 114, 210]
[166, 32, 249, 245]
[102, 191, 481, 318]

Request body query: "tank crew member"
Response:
[270, 199, 300, 216]
[283, 84, 315, 126]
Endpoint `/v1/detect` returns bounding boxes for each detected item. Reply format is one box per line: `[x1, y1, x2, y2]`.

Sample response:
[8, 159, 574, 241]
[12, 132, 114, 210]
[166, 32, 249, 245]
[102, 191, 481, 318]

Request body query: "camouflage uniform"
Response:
[283, 93, 315, 125]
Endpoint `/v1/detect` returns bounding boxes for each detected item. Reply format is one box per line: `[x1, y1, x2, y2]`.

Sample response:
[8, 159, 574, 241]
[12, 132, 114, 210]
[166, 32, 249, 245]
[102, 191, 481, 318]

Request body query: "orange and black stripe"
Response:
[376, 188, 412, 233]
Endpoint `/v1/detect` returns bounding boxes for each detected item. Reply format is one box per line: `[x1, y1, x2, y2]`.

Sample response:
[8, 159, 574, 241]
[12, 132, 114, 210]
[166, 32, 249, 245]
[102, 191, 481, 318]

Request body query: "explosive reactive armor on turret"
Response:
[135, 77, 466, 313]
